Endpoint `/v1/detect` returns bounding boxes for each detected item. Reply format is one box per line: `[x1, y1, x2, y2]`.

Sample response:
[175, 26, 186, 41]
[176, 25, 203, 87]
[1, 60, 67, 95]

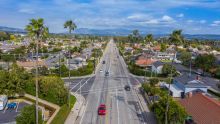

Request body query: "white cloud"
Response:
[161, 15, 175, 23]
[177, 13, 184, 18]
[144, 19, 159, 24]
[199, 20, 206, 24]
[187, 20, 194, 23]
[18, 8, 35, 14]
[211, 20, 220, 26]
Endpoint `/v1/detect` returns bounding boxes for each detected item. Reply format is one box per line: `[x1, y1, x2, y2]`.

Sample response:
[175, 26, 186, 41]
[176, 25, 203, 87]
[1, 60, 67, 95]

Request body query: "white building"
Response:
[0, 95, 8, 110]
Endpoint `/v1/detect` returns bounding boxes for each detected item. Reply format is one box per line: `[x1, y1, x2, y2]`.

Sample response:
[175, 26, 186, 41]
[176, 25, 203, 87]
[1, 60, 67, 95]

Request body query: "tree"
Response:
[160, 43, 166, 52]
[64, 20, 77, 107]
[149, 78, 159, 87]
[179, 51, 192, 66]
[194, 54, 216, 72]
[16, 105, 43, 124]
[1, 54, 15, 71]
[162, 64, 177, 77]
[169, 30, 184, 45]
[145, 34, 153, 43]
[25, 18, 49, 124]
[0, 31, 10, 41]
[151, 97, 187, 124]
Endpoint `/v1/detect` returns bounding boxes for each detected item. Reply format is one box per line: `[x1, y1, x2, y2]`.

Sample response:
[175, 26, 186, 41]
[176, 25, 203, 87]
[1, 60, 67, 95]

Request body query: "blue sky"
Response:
[0, 0, 220, 34]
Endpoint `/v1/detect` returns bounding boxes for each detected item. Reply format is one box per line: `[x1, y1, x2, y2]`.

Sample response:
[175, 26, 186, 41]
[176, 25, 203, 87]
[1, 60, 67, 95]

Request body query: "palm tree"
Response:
[165, 29, 184, 124]
[25, 18, 49, 124]
[145, 34, 153, 43]
[169, 30, 184, 45]
[64, 20, 77, 107]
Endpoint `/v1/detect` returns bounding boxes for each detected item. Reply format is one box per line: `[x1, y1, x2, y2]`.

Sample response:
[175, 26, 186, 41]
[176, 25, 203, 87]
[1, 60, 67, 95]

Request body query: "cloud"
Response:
[199, 20, 206, 24]
[187, 20, 194, 23]
[211, 20, 220, 26]
[161, 15, 174, 22]
[18, 8, 35, 14]
[177, 13, 184, 18]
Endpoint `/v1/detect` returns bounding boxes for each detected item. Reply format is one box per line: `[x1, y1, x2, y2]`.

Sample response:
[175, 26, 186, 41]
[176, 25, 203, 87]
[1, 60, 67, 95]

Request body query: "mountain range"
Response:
[1, 26, 220, 40]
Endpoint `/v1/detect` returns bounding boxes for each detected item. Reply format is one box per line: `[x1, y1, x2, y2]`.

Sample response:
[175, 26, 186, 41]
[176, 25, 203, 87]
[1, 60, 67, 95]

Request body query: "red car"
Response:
[98, 104, 106, 115]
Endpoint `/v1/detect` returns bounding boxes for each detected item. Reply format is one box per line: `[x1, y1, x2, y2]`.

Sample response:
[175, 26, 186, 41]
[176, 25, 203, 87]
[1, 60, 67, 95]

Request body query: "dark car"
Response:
[98, 104, 106, 115]
[124, 85, 131, 91]
[105, 71, 109, 76]
[102, 61, 105, 64]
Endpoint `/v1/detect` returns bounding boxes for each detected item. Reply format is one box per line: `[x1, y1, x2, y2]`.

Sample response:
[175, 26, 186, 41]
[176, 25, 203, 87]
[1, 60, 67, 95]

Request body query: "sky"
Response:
[0, 0, 220, 34]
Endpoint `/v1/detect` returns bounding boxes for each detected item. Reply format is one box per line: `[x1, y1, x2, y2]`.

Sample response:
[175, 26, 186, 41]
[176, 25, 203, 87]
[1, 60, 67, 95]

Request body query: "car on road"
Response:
[98, 104, 106, 115]
[7, 102, 17, 109]
[124, 85, 131, 91]
[102, 61, 105, 64]
[105, 71, 109, 76]
[100, 69, 103, 73]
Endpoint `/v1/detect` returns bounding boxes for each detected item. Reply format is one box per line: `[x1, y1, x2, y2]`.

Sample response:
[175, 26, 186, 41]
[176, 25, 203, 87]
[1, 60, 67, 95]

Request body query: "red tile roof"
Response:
[135, 58, 156, 67]
[179, 93, 220, 124]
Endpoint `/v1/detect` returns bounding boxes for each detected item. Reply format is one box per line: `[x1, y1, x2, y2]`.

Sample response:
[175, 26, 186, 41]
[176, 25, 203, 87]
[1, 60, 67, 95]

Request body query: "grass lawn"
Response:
[51, 95, 76, 124]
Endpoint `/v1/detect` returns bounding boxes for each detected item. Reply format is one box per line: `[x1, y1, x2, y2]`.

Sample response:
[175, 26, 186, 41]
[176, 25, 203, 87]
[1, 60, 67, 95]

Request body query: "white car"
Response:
[100, 69, 103, 73]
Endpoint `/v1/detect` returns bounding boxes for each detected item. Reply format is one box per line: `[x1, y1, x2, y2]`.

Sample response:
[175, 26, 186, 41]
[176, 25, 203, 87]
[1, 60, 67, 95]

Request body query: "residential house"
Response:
[135, 58, 156, 68]
[179, 93, 220, 124]
[16, 60, 47, 71]
[151, 61, 164, 74]
[172, 74, 210, 97]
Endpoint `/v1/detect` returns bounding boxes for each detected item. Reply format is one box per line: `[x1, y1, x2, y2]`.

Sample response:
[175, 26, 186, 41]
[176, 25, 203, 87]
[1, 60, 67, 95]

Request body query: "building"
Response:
[179, 93, 220, 124]
[16, 60, 47, 71]
[151, 61, 164, 74]
[173, 74, 210, 97]
[135, 58, 156, 67]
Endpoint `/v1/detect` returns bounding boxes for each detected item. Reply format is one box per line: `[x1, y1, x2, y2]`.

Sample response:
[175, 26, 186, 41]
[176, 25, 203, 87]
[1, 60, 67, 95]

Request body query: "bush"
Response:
[16, 105, 43, 124]
[51, 95, 76, 124]
[25, 76, 68, 106]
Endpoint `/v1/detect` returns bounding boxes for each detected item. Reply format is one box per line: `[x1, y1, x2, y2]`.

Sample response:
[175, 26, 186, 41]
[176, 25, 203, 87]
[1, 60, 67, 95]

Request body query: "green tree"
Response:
[162, 64, 177, 77]
[169, 30, 184, 45]
[64, 20, 77, 107]
[16, 105, 43, 124]
[160, 43, 166, 52]
[149, 78, 159, 87]
[179, 51, 192, 66]
[25, 18, 49, 124]
[1, 54, 15, 71]
[0, 31, 10, 41]
[194, 54, 216, 72]
[145, 34, 153, 43]
[151, 97, 187, 124]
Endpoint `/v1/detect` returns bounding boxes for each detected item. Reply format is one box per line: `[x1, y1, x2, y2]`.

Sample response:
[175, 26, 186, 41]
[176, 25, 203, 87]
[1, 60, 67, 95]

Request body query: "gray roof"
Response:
[174, 74, 209, 88]
[152, 61, 164, 68]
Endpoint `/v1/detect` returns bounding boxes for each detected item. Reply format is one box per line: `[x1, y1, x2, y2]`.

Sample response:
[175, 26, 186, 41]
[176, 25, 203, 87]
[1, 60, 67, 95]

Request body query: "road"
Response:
[76, 39, 155, 124]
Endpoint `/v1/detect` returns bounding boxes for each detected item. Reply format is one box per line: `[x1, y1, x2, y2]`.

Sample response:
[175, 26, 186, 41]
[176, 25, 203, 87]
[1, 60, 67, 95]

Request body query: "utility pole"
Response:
[35, 40, 39, 124]
[59, 52, 61, 77]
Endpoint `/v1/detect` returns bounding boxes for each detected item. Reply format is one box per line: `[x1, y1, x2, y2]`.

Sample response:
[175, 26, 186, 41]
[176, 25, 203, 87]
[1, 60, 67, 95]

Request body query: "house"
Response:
[179, 93, 220, 124]
[16, 60, 47, 71]
[154, 51, 176, 61]
[135, 58, 156, 67]
[172, 74, 210, 97]
[151, 61, 164, 74]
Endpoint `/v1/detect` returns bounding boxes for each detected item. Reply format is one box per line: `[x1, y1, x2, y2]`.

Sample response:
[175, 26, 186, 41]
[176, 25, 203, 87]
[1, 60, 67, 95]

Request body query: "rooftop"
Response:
[179, 93, 220, 124]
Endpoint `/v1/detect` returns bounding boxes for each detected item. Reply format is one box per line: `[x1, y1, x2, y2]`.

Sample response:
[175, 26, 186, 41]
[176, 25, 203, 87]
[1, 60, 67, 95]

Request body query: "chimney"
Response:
[196, 75, 200, 80]
[188, 92, 193, 98]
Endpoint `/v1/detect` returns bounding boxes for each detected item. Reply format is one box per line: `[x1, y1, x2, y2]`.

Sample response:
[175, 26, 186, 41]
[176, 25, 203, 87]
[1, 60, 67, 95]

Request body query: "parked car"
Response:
[105, 71, 109, 76]
[7, 102, 17, 109]
[124, 85, 131, 91]
[102, 61, 105, 64]
[98, 104, 106, 115]
[0, 95, 8, 110]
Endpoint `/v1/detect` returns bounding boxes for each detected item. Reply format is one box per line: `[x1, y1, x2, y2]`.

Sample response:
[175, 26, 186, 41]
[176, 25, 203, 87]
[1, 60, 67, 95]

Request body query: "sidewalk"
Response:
[24, 94, 60, 124]
[134, 85, 157, 124]
[65, 92, 85, 124]
[62, 74, 95, 80]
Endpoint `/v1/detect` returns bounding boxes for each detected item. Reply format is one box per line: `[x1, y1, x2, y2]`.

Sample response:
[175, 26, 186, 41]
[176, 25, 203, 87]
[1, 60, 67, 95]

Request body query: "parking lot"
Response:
[0, 102, 29, 124]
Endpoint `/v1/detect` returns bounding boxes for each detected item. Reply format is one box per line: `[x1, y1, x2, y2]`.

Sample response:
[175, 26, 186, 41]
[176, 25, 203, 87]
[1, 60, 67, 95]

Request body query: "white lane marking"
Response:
[79, 101, 88, 124]
[116, 89, 120, 124]
[70, 78, 86, 91]
[73, 77, 93, 94]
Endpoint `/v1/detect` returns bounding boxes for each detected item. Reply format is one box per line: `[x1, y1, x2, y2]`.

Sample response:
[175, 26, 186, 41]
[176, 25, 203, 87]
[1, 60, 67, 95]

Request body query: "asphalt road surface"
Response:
[78, 39, 150, 124]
